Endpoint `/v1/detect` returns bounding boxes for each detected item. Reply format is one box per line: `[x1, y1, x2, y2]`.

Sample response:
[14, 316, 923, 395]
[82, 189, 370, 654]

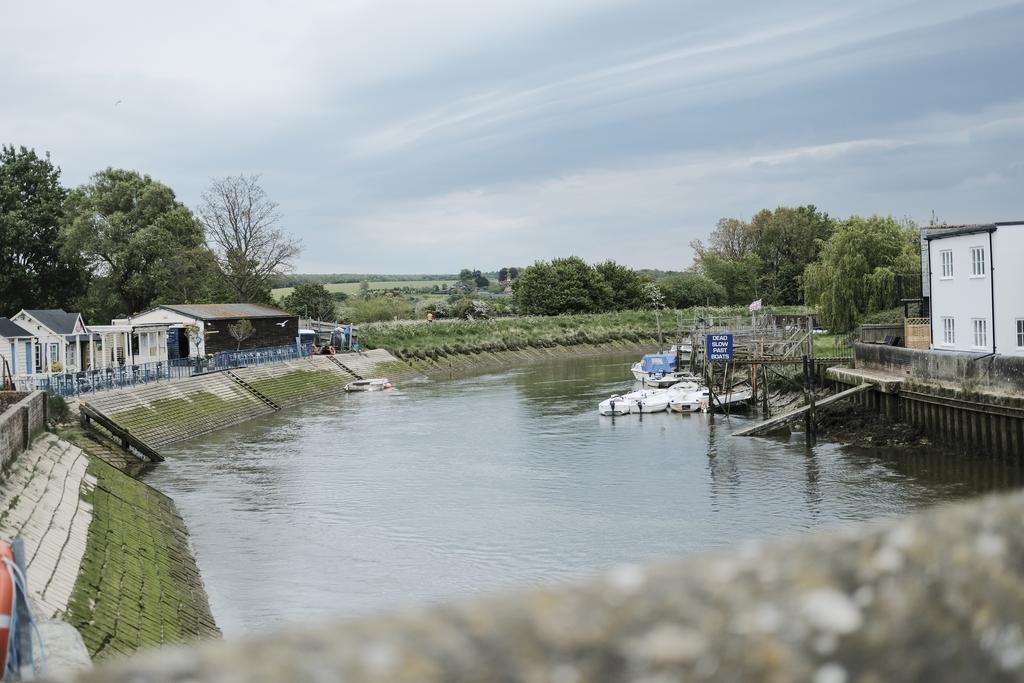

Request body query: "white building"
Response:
[0, 318, 36, 378]
[10, 309, 94, 373]
[926, 221, 1024, 356]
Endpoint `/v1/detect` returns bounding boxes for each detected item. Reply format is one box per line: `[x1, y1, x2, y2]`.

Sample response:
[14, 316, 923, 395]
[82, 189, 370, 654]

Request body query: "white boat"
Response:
[598, 395, 633, 416]
[670, 386, 752, 413]
[344, 378, 392, 392]
[641, 371, 701, 389]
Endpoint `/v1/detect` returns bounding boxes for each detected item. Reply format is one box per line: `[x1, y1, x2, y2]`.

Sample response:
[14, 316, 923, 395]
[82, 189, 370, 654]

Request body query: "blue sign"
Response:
[706, 333, 734, 361]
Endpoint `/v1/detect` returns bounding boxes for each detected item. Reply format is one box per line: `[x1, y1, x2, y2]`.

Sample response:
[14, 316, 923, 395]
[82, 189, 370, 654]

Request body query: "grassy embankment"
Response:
[357, 308, 764, 361]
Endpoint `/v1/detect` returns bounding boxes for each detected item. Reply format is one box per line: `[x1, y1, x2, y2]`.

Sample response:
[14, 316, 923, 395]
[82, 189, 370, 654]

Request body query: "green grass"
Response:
[272, 280, 455, 300]
[812, 333, 854, 358]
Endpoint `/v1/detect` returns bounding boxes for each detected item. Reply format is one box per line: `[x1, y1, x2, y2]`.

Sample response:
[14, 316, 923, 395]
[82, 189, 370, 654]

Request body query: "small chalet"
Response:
[129, 304, 299, 357]
[0, 318, 36, 377]
[10, 309, 94, 374]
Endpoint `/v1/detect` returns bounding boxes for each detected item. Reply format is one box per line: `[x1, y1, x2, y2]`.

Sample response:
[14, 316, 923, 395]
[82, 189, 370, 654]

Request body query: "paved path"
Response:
[0, 433, 94, 619]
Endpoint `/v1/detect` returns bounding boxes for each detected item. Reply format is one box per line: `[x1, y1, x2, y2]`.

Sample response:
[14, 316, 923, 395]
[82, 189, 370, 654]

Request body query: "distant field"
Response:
[272, 280, 455, 300]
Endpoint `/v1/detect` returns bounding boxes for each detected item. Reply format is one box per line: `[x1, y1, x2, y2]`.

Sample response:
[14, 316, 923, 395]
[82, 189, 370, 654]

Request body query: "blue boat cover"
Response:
[640, 353, 677, 374]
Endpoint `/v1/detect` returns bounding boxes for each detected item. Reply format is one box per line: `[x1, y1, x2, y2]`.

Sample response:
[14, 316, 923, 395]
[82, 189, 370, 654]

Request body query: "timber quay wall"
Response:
[81, 350, 423, 454]
[828, 343, 1024, 457]
[53, 489, 1024, 683]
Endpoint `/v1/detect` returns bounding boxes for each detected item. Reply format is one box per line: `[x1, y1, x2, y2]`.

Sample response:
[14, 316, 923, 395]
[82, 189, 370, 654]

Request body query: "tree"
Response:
[498, 267, 509, 283]
[227, 318, 255, 350]
[508, 267, 519, 280]
[593, 260, 646, 310]
[198, 174, 301, 302]
[513, 257, 610, 315]
[0, 146, 86, 314]
[689, 217, 757, 262]
[657, 273, 727, 309]
[751, 206, 833, 305]
[697, 253, 762, 305]
[62, 168, 211, 320]
[458, 268, 475, 290]
[804, 215, 920, 332]
[281, 282, 337, 321]
[473, 271, 490, 288]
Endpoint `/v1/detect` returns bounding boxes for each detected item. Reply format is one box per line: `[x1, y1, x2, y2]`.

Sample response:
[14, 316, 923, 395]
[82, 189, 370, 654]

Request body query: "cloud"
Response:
[309, 101, 1024, 272]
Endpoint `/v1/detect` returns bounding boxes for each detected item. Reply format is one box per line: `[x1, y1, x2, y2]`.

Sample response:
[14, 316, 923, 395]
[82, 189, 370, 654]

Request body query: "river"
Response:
[145, 350, 1024, 636]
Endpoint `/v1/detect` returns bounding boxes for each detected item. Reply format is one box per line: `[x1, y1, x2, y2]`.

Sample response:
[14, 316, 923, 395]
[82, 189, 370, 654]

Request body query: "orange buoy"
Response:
[0, 540, 14, 674]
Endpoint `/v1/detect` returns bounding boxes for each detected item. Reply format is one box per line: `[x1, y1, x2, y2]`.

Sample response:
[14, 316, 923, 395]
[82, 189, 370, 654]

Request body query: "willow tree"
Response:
[803, 215, 920, 333]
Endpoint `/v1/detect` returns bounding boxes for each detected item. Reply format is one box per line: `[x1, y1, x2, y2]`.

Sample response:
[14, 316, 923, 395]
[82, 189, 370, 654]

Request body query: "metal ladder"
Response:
[326, 356, 363, 380]
[225, 370, 281, 411]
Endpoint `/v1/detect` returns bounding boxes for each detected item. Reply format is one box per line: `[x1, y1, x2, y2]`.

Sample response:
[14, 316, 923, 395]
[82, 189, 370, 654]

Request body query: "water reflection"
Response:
[145, 349, 1024, 636]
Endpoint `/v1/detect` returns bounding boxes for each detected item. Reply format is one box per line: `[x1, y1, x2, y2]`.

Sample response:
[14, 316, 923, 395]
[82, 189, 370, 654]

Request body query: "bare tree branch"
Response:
[198, 174, 302, 302]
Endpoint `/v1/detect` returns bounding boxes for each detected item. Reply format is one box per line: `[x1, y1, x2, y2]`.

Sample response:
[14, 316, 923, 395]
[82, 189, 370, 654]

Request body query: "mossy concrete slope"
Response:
[66, 453, 219, 659]
[229, 356, 355, 408]
[82, 374, 276, 448]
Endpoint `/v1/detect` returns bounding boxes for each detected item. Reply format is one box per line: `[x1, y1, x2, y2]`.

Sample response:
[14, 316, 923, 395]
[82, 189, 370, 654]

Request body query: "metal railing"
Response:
[15, 343, 314, 397]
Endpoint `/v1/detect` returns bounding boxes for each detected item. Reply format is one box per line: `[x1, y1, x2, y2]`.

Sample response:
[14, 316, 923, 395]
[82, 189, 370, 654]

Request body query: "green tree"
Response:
[473, 270, 490, 288]
[657, 273, 727, 308]
[513, 256, 610, 315]
[593, 260, 646, 310]
[751, 205, 833, 305]
[227, 318, 255, 350]
[804, 215, 920, 332]
[0, 146, 86, 314]
[62, 168, 212, 320]
[697, 253, 762, 305]
[281, 282, 337, 321]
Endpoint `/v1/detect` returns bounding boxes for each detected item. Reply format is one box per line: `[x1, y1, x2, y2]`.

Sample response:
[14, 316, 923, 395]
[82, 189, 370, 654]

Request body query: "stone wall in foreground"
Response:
[56, 490, 1024, 682]
[0, 390, 46, 467]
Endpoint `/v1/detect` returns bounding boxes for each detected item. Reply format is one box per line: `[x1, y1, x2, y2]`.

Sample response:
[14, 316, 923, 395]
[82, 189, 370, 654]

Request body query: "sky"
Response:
[2, 1, 1023, 273]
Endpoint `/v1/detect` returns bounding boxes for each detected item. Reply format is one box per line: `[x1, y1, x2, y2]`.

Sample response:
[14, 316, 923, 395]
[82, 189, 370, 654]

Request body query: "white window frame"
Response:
[939, 249, 953, 279]
[941, 317, 955, 346]
[972, 318, 988, 349]
[1017, 319, 1024, 348]
[970, 246, 986, 277]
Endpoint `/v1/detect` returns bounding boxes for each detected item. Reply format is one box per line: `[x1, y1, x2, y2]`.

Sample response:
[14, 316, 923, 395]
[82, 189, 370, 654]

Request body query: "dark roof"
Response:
[0, 318, 32, 338]
[22, 309, 82, 334]
[158, 303, 293, 320]
[923, 221, 1024, 241]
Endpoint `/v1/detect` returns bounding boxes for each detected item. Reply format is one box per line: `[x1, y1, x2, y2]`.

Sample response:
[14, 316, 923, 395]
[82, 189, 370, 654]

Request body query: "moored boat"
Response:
[670, 386, 752, 413]
[344, 378, 392, 392]
[598, 395, 633, 416]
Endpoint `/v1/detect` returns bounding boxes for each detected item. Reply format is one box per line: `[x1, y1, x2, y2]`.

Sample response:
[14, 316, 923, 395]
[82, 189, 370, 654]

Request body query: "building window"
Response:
[1017, 319, 1024, 348]
[940, 250, 953, 278]
[941, 317, 955, 345]
[970, 246, 986, 277]
[972, 318, 988, 349]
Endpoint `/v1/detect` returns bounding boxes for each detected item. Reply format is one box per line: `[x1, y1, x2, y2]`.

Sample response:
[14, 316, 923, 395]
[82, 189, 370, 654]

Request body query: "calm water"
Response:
[146, 350, 1024, 636]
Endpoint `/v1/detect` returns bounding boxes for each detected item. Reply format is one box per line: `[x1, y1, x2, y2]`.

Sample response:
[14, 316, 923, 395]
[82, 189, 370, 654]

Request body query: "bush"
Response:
[48, 394, 70, 425]
[349, 296, 415, 323]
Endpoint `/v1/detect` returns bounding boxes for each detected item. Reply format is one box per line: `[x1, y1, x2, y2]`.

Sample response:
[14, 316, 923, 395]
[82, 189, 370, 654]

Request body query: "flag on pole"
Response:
[748, 299, 762, 312]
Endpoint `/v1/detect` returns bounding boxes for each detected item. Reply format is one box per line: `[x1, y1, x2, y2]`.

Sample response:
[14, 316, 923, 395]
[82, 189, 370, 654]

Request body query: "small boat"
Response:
[630, 347, 692, 383]
[670, 386, 752, 413]
[344, 378, 392, 392]
[598, 395, 633, 416]
[641, 370, 701, 389]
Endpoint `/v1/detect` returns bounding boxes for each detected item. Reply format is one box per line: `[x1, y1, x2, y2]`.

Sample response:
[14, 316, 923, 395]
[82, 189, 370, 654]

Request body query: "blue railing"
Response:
[24, 343, 314, 397]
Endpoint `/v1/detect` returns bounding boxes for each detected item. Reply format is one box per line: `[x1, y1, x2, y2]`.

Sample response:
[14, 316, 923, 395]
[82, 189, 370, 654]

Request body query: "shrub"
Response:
[48, 394, 70, 425]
